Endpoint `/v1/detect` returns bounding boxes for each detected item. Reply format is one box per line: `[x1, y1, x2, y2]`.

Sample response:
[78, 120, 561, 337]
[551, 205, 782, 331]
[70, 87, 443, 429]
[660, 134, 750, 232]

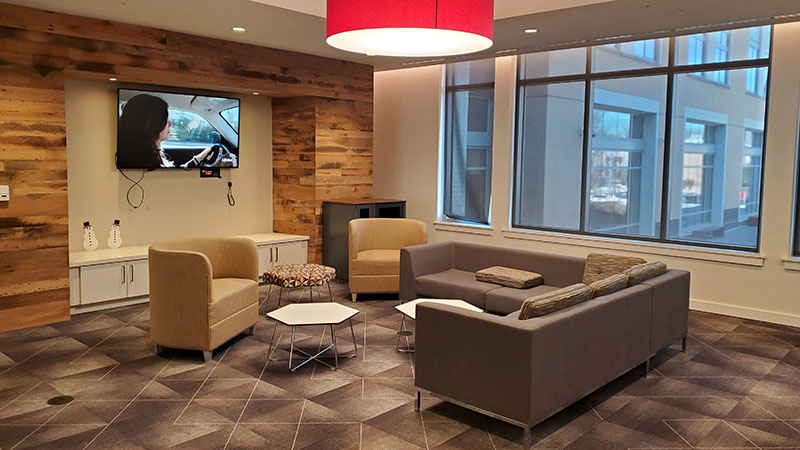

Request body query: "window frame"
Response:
[443, 62, 495, 225]
[511, 25, 773, 253]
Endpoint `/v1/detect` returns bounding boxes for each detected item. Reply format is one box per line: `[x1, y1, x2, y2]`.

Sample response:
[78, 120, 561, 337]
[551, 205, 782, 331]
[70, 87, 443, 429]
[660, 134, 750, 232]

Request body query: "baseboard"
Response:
[690, 298, 800, 328]
[71, 296, 149, 315]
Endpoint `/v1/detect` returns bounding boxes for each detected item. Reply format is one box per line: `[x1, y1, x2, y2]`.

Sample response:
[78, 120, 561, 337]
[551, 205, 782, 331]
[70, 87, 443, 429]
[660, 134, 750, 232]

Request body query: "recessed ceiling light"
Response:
[232, 27, 246, 33]
[252, 92, 259, 95]
[109, 77, 117, 81]
[524, 28, 538, 34]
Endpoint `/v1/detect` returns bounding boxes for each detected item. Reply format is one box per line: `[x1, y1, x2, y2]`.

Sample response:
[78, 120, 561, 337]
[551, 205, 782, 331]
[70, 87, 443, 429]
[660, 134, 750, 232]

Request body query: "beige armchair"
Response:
[149, 237, 259, 362]
[348, 218, 427, 301]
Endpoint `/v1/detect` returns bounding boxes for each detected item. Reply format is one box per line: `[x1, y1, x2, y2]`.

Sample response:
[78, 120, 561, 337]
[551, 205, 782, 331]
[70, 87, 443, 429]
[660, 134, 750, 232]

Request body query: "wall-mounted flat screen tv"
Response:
[117, 88, 240, 169]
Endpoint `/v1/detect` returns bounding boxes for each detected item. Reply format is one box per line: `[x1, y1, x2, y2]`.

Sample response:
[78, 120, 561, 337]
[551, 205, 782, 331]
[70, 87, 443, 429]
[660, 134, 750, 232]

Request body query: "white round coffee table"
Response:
[266, 302, 359, 372]
[395, 298, 483, 353]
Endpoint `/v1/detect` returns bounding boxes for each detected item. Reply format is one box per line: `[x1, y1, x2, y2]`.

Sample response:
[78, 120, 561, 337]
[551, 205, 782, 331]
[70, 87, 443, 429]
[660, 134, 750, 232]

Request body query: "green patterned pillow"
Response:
[588, 273, 629, 298]
[476, 266, 543, 289]
[623, 261, 667, 286]
[518, 283, 591, 319]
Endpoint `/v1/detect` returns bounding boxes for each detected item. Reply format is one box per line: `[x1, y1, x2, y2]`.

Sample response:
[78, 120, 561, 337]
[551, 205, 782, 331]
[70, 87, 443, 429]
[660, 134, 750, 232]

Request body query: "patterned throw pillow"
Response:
[582, 253, 647, 285]
[518, 283, 591, 319]
[588, 273, 629, 298]
[623, 261, 667, 286]
[475, 266, 543, 289]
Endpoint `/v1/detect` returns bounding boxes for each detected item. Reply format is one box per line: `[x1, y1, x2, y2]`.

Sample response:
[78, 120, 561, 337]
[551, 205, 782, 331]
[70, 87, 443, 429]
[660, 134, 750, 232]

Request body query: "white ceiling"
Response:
[248, 0, 616, 20]
[4, 0, 800, 71]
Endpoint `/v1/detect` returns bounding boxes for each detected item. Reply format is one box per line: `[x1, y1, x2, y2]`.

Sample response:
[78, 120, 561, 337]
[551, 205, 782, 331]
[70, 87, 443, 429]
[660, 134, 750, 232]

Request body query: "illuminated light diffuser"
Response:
[326, 0, 494, 57]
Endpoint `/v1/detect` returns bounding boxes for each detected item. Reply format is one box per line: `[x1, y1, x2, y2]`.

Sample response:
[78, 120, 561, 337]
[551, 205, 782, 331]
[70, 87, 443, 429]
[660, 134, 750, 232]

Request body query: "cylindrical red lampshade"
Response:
[326, 0, 494, 57]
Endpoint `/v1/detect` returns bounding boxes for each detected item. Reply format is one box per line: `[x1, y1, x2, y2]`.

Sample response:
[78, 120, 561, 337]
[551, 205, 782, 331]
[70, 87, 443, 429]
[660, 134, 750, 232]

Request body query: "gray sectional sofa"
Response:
[399, 241, 690, 448]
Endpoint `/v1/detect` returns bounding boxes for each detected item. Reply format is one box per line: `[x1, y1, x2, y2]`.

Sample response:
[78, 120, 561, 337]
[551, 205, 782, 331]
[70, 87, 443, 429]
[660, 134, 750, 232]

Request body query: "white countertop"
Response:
[70, 232, 309, 268]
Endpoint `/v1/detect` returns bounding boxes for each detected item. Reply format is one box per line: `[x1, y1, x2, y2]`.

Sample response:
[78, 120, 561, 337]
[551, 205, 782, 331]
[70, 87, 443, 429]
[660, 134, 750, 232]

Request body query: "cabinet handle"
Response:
[121, 265, 126, 284]
[269, 247, 273, 263]
[129, 264, 134, 283]
[276, 246, 279, 261]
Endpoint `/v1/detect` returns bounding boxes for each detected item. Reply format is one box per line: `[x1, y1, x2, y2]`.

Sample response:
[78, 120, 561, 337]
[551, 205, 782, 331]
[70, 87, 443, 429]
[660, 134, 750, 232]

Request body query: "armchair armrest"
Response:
[399, 242, 454, 300]
[148, 247, 213, 350]
[415, 303, 533, 424]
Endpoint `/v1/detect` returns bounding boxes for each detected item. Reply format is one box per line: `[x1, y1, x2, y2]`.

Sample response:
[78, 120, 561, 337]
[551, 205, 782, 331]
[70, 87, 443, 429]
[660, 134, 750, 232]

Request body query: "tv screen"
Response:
[117, 89, 240, 169]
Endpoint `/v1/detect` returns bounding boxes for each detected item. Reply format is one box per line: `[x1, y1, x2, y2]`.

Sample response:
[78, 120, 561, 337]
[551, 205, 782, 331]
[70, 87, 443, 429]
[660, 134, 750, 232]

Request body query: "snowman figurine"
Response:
[108, 219, 122, 249]
[82, 221, 99, 251]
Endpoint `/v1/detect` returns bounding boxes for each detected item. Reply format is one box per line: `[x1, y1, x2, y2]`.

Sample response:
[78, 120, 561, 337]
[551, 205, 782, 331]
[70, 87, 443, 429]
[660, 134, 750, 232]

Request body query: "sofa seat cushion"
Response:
[589, 274, 629, 298]
[518, 283, 591, 319]
[476, 266, 543, 289]
[416, 269, 496, 309]
[209, 278, 258, 325]
[624, 261, 667, 286]
[352, 249, 401, 276]
[582, 253, 647, 284]
[485, 284, 561, 315]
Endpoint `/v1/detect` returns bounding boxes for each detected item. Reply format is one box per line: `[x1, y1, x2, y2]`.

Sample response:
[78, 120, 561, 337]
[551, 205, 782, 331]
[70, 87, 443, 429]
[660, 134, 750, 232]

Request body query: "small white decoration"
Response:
[108, 219, 122, 249]
[82, 221, 99, 251]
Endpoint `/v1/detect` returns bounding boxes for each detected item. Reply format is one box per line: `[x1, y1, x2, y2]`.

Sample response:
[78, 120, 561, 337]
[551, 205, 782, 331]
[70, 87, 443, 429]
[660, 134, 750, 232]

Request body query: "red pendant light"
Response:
[326, 0, 494, 57]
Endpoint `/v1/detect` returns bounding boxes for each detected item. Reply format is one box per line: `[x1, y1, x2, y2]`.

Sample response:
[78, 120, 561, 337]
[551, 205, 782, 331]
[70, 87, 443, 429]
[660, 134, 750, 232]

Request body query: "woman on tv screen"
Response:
[117, 94, 175, 169]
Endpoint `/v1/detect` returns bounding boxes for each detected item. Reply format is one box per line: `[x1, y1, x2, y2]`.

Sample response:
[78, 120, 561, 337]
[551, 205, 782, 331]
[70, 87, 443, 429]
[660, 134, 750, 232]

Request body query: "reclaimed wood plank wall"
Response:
[272, 97, 374, 264]
[0, 3, 373, 332]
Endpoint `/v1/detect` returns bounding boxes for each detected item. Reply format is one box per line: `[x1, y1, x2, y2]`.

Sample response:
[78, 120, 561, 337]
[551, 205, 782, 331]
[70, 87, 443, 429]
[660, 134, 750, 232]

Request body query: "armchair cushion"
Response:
[209, 278, 258, 325]
[351, 249, 400, 275]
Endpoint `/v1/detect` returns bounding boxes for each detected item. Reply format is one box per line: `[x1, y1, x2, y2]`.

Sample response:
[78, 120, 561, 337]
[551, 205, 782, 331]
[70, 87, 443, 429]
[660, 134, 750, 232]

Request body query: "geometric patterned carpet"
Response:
[1, 280, 800, 449]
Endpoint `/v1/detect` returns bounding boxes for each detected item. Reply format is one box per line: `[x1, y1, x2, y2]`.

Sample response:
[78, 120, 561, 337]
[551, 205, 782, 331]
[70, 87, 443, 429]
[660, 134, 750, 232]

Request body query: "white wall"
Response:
[65, 79, 272, 251]
[374, 22, 800, 327]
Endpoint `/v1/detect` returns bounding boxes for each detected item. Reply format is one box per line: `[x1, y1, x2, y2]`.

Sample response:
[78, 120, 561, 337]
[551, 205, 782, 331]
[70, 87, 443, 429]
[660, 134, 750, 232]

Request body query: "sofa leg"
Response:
[202, 351, 212, 363]
[681, 336, 687, 353]
[643, 358, 651, 378]
[154, 344, 164, 355]
[351, 293, 357, 302]
[414, 391, 420, 411]
[523, 426, 532, 450]
[245, 325, 255, 335]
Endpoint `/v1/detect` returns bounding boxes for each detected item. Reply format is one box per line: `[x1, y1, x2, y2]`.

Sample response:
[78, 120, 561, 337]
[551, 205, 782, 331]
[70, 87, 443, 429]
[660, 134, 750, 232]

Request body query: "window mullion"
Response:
[659, 36, 677, 241]
[579, 49, 593, 232]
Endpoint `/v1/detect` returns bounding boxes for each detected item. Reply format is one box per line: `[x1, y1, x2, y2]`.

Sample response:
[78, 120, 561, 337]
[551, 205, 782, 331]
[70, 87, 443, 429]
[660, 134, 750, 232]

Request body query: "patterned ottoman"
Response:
[263, 264, 337, 306]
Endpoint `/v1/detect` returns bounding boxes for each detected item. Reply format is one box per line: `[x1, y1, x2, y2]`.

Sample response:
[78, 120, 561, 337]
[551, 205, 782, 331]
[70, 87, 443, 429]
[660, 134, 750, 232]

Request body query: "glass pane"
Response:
[514, 81, 585, 230]
[586, 76, 667, 237]
[445, 88, 494, 224]
[676, 25, 770, 66]
[168, 108, 220, 144]
[520, 48, 586, 80]
[447, 58, 495, 86]
[592, 38, 668, 72]
[667, 68, 768, 248]
[220, 107, 239, 132]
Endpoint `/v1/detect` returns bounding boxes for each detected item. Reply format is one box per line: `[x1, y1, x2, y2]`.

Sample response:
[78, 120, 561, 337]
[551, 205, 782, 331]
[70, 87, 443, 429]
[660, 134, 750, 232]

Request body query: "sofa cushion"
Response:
[476, 266, 543, 289]
[209, 278, 258, 325]
[351, 249, 401, 276]
[485, 284, 561, 315]
[416, 269, 496, 309]
[589, 274, 629, 299]
[582, 253, 647, 284]
[624, 261, 667, 286]
[518, 283, 591, 319]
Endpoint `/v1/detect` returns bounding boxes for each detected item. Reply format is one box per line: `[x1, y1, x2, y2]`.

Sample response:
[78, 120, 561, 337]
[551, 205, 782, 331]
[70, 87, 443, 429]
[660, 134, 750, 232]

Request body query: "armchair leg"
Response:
[202, 351, 212, 363]
[414, 391, 420, 411]
[643, 358, 651, 378]
[245, 325, 255, 335]
[154, 344, 164, 355]
[351, 293, 357, 302]
[681, 336, 687, 352]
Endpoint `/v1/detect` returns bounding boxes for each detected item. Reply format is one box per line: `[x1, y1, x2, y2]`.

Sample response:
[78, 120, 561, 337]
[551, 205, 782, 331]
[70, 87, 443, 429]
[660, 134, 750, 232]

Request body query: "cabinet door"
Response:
[274, 241, 307, 266]
[80, 263, 128, 305]
[69, 268, 81, 307]
[127, 260, 149, 298]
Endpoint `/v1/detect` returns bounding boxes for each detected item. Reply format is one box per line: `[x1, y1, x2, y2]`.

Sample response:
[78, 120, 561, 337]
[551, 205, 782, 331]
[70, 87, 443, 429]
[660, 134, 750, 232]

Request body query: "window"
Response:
[513, 25, 771, 251]
[220, 107, 240, 132]
[167, 108, 220, 145]
[444, 59, 495, 224]
[795, 130, 800, 256]
[746, 27, 770, 97]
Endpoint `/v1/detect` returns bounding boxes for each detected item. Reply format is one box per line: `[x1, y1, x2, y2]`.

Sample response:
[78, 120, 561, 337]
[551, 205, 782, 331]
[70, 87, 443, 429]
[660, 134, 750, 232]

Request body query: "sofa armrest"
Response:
[148, 248, 213, 350]
[415, 303, 533, 424]
[641, 269, 690, 354]
[399, 242, 454, 300]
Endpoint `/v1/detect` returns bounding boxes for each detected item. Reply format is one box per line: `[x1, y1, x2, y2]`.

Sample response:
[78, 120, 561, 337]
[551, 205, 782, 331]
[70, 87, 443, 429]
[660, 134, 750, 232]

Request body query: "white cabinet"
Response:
[78, 259, 149, 305]
[258, 241, 308, 273]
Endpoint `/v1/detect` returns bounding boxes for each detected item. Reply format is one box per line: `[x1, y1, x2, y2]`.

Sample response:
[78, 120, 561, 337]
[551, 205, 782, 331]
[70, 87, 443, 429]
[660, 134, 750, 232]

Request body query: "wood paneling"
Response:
[0, 3, 373, 332]
[272, 97, 373, 264]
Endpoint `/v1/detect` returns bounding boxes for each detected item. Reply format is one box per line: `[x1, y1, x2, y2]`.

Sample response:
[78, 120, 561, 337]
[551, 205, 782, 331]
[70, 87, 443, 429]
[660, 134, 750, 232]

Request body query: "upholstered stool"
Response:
[263, 263, 337, 306]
